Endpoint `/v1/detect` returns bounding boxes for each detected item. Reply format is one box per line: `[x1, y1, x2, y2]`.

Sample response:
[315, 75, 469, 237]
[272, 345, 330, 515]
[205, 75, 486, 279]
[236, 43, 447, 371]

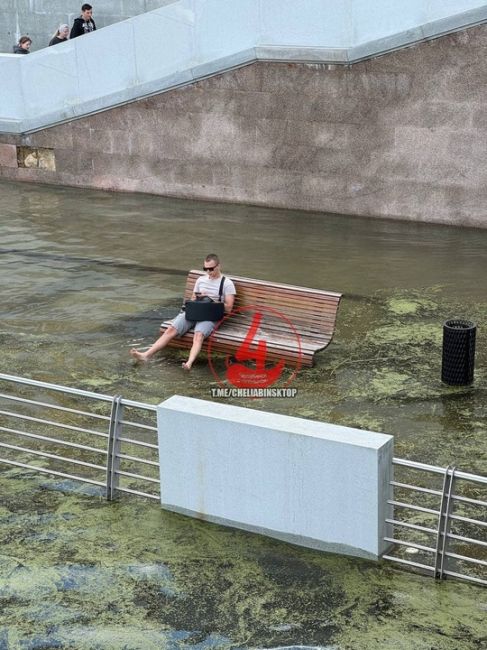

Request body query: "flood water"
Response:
[0, 179, 486, 648]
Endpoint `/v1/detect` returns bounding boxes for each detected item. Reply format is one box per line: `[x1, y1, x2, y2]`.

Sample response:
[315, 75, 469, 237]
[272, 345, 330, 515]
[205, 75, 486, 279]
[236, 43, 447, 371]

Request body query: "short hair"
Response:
[81, 3, 92, 11]
[205, 253, 220, 265]
[19, 36, 32, 45]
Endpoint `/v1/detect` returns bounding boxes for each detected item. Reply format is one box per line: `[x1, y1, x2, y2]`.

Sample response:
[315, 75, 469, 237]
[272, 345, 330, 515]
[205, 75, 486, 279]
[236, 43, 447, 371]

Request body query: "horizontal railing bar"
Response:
[444, 551, 487, 567]
[115, 486, 159, 499]
[120, 399, 158, 412]
[385, 518, 437, 535]
[117, 453, 159, 467]
[449, 513, 487, 527]
[0, 372, 115, 403]
[118, 419, 157, 432]
[0, 373, 157, 412]
[390, 481, 442, 496]
[381, 555, 435, 572]
[0, 457, 106, 486]
[447, 532, 487, 548]
[392, 458, 445, 474]
[0, 411, 108, 438]
[115, 469, 160, 483]
[388, 500, 440, 516]
[0, 426, 106, 455]
[442, 570, 487, 586]
[0, 442, 106, 471]
[393, 457, 487, 485]
[118, 437, 158, 450]
[451, 494, 487, 508]
[0, 392, 110, 421]
[384, 537, 436, 554]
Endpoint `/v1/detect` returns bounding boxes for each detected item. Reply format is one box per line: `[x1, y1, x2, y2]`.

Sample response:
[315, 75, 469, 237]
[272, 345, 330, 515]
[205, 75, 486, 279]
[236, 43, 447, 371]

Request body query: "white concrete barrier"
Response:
[157, 395, 393, 559]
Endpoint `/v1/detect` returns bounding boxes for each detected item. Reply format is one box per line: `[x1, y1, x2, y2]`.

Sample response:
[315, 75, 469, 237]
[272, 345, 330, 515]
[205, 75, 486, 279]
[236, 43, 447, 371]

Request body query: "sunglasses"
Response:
[203, 265, 218, 272]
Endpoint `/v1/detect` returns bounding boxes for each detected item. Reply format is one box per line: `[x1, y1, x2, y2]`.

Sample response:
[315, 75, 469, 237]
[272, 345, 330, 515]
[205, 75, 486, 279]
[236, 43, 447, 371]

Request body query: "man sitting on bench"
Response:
[130, 254, 236, 370]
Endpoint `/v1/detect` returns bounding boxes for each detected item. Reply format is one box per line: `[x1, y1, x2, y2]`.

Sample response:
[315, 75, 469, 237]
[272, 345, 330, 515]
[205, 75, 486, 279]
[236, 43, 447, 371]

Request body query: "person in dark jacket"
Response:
[13, 36, 32, 54]
[49, 24, 69, 46]
[70, 4, 96, 39]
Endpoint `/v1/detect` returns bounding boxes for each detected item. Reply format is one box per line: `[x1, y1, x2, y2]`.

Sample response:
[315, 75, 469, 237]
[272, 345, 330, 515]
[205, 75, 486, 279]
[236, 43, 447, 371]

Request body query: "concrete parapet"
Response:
[157, 396, 393, 560]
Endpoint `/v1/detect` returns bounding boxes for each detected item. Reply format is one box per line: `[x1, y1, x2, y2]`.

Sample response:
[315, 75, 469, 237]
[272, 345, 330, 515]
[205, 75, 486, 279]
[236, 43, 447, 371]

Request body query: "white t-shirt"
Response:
[194, 275, 236, 300]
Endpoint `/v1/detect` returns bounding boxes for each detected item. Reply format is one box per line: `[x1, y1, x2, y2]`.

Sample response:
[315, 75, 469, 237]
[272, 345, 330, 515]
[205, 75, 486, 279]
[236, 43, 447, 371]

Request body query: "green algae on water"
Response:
[1, 471, 486, 649]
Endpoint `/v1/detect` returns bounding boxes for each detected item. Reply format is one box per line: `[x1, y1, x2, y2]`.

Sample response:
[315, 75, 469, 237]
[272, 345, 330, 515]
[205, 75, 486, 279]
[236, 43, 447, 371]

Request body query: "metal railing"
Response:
[0, 373, 159, 501]
[383, 458, 487, 586]
[1, 372, 486, 587]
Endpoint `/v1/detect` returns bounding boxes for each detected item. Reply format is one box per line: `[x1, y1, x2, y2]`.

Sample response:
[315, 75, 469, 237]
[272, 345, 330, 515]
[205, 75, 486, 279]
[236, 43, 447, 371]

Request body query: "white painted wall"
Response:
[0, 56, 23, 122]
[2, 0, 487, 133]
[259, 0, 352, 47]
[352, 0, 487, 44]
[157, 396, 394, 560]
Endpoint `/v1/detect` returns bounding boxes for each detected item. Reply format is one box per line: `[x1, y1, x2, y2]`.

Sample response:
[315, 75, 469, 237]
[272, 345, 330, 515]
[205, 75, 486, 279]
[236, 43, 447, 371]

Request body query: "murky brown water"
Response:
[1, 179, 486, 466]
[0, 179, 486, 648]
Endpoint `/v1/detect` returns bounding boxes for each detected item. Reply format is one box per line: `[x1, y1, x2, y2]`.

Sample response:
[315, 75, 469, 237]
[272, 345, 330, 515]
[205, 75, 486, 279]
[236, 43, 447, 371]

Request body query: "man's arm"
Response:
[190, 278, 202, 300]
[224, 293, 235, 314]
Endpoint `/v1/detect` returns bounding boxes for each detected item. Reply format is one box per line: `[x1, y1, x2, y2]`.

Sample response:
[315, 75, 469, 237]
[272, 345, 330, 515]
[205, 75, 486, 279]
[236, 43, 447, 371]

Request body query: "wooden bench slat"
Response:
[185, 288, 339, 302]
[166, 336, 317, 366]
[163, 313, 337, 337]
[228, 307, 339, 320]
[186, 270, 341, 295]
[214, 311, 339, 333]
[164, 324, 324, 351]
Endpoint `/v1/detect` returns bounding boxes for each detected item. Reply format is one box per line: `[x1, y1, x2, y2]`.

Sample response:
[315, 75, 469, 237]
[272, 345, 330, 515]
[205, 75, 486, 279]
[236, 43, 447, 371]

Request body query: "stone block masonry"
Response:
[0, 144, 17, 168]
[1, 23, 487, 227]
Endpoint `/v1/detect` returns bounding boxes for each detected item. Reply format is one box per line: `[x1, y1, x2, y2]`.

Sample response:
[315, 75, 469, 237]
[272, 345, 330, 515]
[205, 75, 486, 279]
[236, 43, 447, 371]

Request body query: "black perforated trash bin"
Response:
[441, 319, 476, 385]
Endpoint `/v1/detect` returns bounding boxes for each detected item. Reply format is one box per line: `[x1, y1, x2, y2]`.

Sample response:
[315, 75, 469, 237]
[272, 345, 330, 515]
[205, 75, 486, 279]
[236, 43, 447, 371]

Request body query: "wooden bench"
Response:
[160, 271, 342, 367]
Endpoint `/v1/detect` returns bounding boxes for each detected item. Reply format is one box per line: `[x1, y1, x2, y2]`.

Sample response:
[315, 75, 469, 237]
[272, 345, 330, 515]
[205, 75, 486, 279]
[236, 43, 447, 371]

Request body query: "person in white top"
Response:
[130, 254, 236, 370]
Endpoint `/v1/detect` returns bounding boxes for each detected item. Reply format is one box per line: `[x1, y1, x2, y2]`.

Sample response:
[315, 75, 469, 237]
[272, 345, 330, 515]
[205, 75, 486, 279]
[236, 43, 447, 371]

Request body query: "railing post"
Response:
[434, 464, 456, 580]
[106, 395, 124, 501]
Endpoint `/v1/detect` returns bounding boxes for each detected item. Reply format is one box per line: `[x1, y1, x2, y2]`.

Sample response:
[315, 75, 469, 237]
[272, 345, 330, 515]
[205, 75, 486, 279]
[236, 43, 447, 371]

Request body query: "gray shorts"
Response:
[169, 312, 216, 338]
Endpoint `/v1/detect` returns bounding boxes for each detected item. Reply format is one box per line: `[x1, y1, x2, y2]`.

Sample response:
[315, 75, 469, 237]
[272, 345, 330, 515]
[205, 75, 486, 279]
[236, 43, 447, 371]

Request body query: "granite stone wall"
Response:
[1, 24, 486, 227]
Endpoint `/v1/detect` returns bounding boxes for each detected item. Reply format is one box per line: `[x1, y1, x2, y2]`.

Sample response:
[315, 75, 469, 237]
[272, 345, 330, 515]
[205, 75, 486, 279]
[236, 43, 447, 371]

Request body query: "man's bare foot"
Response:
[181, 361, 192, 371]
[130, 349, 150, 362]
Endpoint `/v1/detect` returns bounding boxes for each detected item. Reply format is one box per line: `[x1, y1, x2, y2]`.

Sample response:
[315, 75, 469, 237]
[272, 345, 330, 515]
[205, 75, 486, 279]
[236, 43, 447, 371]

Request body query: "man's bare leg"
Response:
[130, 326, 179, 362]
[182, 332, 205, 370]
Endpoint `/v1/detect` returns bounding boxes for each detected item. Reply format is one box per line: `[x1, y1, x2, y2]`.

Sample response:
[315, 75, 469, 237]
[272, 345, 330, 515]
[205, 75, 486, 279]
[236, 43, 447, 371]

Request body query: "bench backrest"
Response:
[185, 271, 342, 342]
